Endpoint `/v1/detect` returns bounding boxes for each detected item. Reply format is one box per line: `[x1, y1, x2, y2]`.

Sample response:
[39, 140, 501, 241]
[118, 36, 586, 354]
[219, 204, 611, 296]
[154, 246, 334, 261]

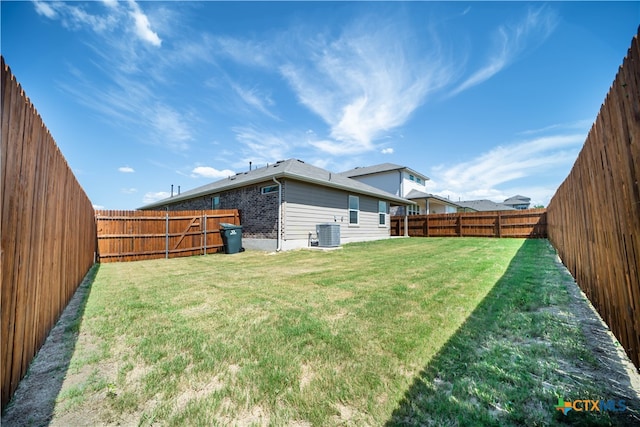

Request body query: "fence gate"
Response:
[95, 209, 240, 262]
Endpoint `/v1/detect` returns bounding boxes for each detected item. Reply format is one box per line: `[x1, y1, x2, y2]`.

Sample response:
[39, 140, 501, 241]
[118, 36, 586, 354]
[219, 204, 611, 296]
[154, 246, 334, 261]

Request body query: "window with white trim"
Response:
[349, 195, 359, 225]
[378, 201, 387, 226]
[408, 204, 420, 215]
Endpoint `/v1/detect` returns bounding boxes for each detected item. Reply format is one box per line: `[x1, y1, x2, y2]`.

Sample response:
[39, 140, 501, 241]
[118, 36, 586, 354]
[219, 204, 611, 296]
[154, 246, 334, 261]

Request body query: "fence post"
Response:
[497, 212, 502, 238]
[457, 213, 462, 237]
[203, 212, 207, 256]
[165, 211, 169, 259]
[404, 214, 409, 237]
[424, 215, 429, 237]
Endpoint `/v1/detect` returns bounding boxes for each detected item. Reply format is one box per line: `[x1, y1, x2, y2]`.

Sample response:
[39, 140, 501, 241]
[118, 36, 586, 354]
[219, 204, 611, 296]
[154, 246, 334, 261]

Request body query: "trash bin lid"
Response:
[220, 223, 242, 229]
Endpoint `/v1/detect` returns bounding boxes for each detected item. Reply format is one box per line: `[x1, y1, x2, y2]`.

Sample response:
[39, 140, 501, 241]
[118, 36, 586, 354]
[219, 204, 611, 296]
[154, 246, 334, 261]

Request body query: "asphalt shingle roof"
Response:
[339, 163, 429, 181]
[404, 190, 461, 207]
[456, 200, 516, 211]
[503, 195, 531, 204]
[140, 159, 410, 209]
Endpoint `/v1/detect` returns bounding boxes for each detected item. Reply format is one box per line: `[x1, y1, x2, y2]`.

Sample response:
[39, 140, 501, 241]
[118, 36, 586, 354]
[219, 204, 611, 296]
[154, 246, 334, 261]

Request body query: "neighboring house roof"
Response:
[140, 159, 410, 210]
[339, 163, 430, 182]
[405, 190, 461, 207]
[503, 195, 531, 205]
[456, 200, 516, 211]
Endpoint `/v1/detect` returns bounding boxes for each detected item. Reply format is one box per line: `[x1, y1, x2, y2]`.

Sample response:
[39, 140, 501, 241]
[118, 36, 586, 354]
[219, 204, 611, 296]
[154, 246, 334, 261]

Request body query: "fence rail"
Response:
[547, 29, 640, 370]
[391, 209, 547, 238]
[1, 57, 97, 409]
[95, 209, 240, 262]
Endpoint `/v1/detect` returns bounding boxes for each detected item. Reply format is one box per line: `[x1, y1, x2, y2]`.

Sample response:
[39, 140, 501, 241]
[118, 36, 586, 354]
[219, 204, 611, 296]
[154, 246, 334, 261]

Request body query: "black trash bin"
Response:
[220, 223, 243, 254]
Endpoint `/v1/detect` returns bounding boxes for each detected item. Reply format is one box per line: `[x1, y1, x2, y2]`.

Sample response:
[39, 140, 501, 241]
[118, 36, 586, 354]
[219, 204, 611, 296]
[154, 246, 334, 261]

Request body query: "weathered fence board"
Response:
[391, 209, 547, 238]
[1, 57, 97, 409]
[547, 28, 640, 370]
[95, 209, 240, 262]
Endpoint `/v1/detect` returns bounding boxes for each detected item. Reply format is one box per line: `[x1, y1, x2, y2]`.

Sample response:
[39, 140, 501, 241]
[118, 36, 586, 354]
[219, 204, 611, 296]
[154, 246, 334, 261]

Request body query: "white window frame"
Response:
[378, 201, 387, 226]
[408, 204, 420, 215]
[348, 195, 359, 226]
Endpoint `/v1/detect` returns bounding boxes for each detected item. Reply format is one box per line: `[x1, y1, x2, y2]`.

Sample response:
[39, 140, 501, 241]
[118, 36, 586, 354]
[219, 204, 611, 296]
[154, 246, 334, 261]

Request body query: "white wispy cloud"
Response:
[232, 126, 304, 166]
[33, 0, 161, 46]
[102, 0, 118, 9]
[121, 187, 137, 194]
[59, 72, 193, 151]
[149, 104, 192, 150]
[143, 191, 170, 204]
[230, 83, 279, 120]
[216, 36, 277, 68]
[518, 119, 592, 136]
[118, 166, 135, 173]
[279, 17, 452, 155]
[381, 148, 394, 154]
[430, 133, 584, 204]
[205, 6, 558, 159]
[450, 6, 557, 96]
[33, 1, 57, 19]
[34, 0, 189, 153]
[191, 166, 236, 179]
[128, 0, 162, 47]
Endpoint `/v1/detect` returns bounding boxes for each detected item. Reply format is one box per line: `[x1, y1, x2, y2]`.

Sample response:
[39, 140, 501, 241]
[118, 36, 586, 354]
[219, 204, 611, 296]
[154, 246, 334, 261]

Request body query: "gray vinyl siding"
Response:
[348, 170, 401, 196]
[283, 180, 390, 241]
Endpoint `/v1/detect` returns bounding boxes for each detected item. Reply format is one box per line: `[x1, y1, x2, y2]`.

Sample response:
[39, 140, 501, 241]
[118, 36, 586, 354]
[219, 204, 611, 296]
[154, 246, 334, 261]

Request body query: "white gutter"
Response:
[273, 177, 282, 252]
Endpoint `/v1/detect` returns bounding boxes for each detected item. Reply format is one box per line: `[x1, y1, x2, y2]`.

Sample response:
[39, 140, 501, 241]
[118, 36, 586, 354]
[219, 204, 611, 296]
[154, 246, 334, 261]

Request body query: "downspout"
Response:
[273, 177, 282, 251]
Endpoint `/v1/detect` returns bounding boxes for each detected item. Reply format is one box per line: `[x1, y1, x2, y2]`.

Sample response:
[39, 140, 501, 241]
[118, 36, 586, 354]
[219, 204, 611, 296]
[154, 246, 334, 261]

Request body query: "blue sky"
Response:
[2, 1, 638, 209]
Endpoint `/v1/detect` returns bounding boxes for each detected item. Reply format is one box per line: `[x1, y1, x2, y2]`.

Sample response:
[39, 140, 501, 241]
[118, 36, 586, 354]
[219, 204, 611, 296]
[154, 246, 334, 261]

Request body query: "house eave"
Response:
[288, 173, 410, 205]
[140, 170, 410, 210]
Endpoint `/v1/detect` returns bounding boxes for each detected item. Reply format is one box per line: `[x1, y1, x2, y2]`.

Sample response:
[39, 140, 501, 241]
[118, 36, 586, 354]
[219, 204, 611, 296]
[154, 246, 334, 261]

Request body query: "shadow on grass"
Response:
[1, 264, 99, 426]
[386, 239, 640, 426]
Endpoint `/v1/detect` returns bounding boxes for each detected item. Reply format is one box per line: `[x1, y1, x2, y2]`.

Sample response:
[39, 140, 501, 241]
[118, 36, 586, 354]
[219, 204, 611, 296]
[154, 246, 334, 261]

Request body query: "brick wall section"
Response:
[163, 180, 280, 239]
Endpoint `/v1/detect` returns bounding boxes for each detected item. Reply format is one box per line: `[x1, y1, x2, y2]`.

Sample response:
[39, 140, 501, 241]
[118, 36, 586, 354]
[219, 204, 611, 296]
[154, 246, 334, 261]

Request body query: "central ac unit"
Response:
[316, 223, 340, 247]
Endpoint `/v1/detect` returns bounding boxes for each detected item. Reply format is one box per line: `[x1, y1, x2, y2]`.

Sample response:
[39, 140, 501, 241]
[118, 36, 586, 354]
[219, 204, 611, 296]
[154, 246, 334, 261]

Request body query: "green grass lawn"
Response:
[50, 238, 631, 426]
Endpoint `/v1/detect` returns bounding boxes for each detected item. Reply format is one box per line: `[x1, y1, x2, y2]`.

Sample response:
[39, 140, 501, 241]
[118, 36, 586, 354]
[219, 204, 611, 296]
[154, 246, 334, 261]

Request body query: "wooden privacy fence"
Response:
[547, 28, 640, 370]
[96, 209, 240, 262]
[1, 57, 97, 409]
[391, 209, 547, 238]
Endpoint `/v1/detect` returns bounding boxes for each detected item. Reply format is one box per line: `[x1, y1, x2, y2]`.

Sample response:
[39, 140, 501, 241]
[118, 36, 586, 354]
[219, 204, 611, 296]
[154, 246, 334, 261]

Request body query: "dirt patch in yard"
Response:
[550, 250, 640, 424]
[1, 267, 96, 426]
